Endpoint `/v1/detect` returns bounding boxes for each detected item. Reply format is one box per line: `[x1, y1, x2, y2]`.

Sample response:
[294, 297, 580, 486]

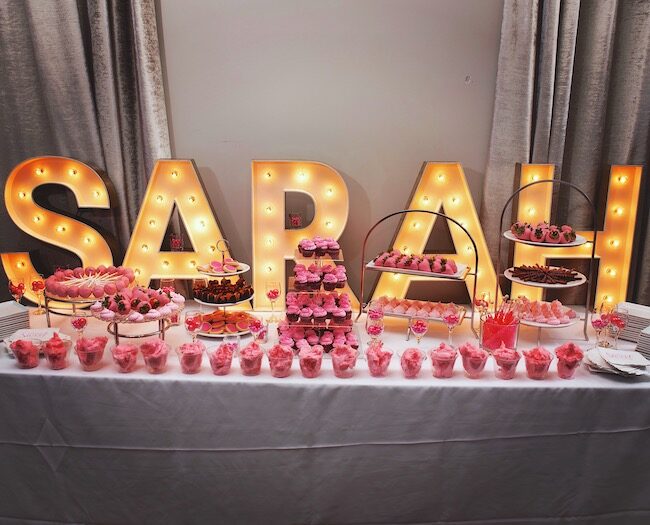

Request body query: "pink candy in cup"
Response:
[365, 341, 393, 377]
[554, 342, 584, 379]
[75, 336, 108, 371]
[111, 344, 139, 373]
[400, 347, 425, 378]
[267, 344, 294, 378]
[331, 345, 358, 378]
[207, 341, 237, 375]
[43, 333, 71, 370]
[481, 317, 519, 351]
[176, 341, 205, 374]
[10, 339, 41, 369]
[492, 342, 520, 380]
[458, 342, 488, 378]
[523, 346, 553, 379]
[239, 341, 264, 376]
[429, 343, 457, 378]
[140, 338, 169, 374]
[299, 345, 323, 378]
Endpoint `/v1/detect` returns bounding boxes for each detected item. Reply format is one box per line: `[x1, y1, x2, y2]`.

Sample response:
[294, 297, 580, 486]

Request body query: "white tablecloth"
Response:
[1, 308, 650, 524]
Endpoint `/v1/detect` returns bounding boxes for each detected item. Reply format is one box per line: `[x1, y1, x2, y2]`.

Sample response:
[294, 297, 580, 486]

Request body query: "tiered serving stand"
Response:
[357, 209, 479, 338]
[495, 179, 598, 342]
[285, 247, 361, 352]
[194, 239, 254, 338]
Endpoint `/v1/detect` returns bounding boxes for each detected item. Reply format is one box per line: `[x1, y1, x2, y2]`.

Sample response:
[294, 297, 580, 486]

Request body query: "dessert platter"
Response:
[44, 265, 135, 300]
[196, 310, 258, 337]
[196, 258, 250, 277]
[504, 221, 586, 247]
[371, 296, 463, 321]
[42, 265, 137, 326]
[277, 320, 359, 353]
[504, 264, 586, 288]
[193, 277, 254, 306]
[290, 263, 348, 292]
[511, 298, 578, 328]
[89, 286, 185, 344]
[295, 236, 342, 260]
[285, 291, 353, 325]
[366, 250, 469, 280]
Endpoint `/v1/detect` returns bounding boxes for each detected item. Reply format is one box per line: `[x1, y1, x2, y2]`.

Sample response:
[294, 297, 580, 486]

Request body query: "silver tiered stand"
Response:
[495, 179, 598, 343]
[357, 209, 480, 338]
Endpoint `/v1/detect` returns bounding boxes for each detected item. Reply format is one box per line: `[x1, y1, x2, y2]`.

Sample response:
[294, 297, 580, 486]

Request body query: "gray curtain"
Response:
[0, 0, 170, 295]
[480, 0, 650, 305]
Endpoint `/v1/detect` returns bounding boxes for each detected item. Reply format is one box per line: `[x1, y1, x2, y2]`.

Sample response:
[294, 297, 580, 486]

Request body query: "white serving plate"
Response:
[194, 294, 254, 308]
[503, 230, 588, 247]
[366, 261, 469, 281]
[504, 267, 587, 289]
[196, 262, 250, 277]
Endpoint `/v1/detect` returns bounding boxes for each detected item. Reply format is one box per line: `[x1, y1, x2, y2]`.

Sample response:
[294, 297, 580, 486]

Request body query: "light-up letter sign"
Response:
[2, 156, 113, 303]
[252, 160, 359, 309]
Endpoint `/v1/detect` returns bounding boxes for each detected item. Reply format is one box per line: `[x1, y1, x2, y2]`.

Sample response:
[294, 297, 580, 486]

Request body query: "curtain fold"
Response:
[480, 0, 650, 305]
[0, 0, 170, 278]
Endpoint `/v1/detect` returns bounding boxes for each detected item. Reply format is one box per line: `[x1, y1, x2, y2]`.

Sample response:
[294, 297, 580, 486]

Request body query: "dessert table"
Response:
[1, 307, 650, 524]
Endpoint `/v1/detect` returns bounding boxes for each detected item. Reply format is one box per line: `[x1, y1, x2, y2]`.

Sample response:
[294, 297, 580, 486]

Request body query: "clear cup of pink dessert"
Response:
[176, 341, 205, 374]
[207, 337, 239, 375]
[9, 339, 42, 369]
[429, 343, 457, 378]
[331, 345, 358, 378]
[239, 341, 264, 376]
[522, 347, 552, 380]
[399, 347, 426, 378]
[554, 342, 584, 379]
[267, 344, 294, 378]
[43, 333, 71, 370]
[492, 343, 520, 379]
[140, 339, 169, 374]
[365, 340, 393, 377]
[75, 336, 108, 371]
[111, 344, 139, 373]
[458, 342, 488, 379]
[299, 345, 323, 378]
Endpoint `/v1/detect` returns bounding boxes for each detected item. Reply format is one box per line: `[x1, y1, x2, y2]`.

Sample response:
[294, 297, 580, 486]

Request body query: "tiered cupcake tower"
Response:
[194, 239, 257, 338]
[495, 179, 598, 342]
[278, 237, 360, 353]
[357, 209, 479, 338]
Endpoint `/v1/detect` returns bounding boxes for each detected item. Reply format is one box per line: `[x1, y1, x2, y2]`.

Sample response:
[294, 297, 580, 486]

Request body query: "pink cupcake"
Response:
[323, 273, 338, 291]
[286, 305, 300, 323]
[332, 308, 347, 325]
[299, 307, 313, 324]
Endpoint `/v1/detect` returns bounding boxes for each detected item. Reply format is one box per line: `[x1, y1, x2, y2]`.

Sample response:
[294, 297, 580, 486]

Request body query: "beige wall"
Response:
[157, 0, 503, 301]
